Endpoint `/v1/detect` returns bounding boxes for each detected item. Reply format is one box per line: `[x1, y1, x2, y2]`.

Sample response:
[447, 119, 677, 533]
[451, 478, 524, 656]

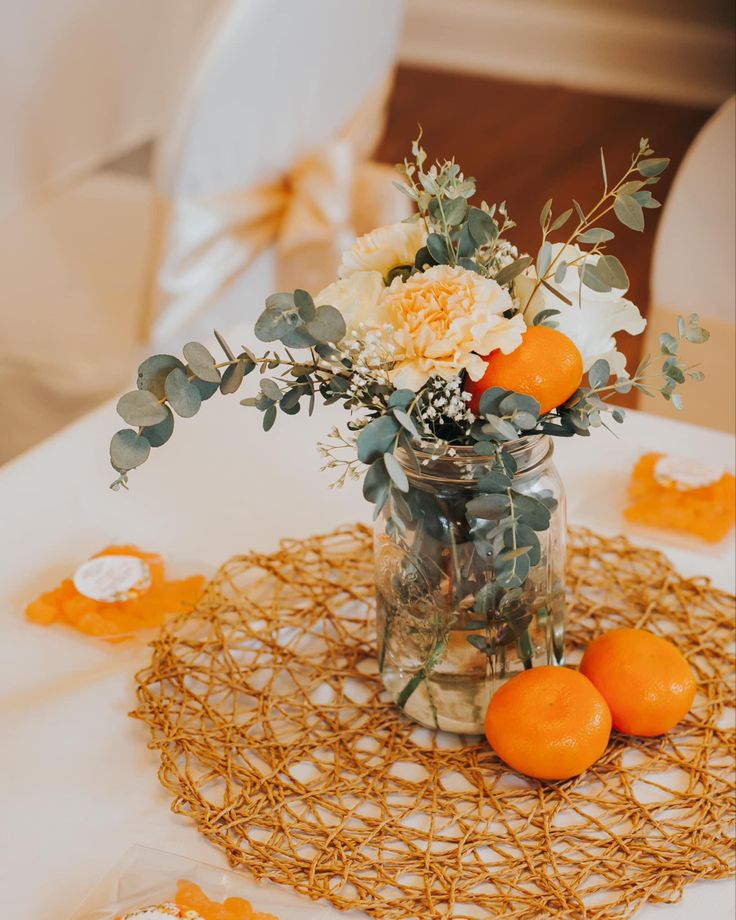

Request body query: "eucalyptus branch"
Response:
[522, 139, 668, 312]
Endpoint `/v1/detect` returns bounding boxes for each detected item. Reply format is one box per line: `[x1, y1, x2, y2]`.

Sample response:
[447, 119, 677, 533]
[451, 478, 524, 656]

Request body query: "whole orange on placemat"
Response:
[484, 665, 611, 781]
[580, 627, 696, 737]
[465, 326, 583, 415]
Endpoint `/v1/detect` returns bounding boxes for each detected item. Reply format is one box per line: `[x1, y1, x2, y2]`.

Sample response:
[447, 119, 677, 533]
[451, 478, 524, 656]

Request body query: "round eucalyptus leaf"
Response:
[466, 493, 510, 520]
[165, 368, 202, 418]
[110, 429, 150, 471]
[478, 386, 511, 417]
[116, 389, 168, 427]
[306, 304, 346, 344]
[183, 342, 221, 383]
[280, 386, 305, 411]
[137, 354, 184, 399]
[363, 457, 389, 504]
[588, 358, 610, 389]
[467, 207, 497, 244]
[512, 411, 537, 430]
[294, 289, 316, 321]
[141, 406, 174, 447]
[392, 408, 419, 438]
[499, 392, 540, 418]
[357, 414, 400, 464]
[510, 492, 551, 531]
[220, 360, 246, 395]
[260, 378, 281, 401]
[426, 233, 451, 265]
[388, 389, 415, 410]
[482, 415, 519, 441]
[281, 325, 319, 348]
[383, 451, 409, 492]
[192, 376, 219, 400]
[477, 471, 511, 493]
[263, 405, 277, 431]
[505, 524, 541, 566]
[255, 305, 300, 342]
[265, 292, 295, 310]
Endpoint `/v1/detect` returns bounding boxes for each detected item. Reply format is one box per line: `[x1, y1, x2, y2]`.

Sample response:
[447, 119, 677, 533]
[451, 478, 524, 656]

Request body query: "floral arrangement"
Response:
[108, 136, 708, 730]
[111, 135, 706, 547]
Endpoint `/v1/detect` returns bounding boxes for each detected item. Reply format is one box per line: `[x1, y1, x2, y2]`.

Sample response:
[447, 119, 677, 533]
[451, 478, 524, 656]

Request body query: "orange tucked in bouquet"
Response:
[25, 545, 205, 640]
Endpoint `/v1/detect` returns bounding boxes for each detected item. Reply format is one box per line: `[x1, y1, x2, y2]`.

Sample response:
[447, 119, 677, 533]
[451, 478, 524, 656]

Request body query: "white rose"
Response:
[339, 220, 427, 279]
[315, 270, 383, 332]
[515, 243, 645, 377]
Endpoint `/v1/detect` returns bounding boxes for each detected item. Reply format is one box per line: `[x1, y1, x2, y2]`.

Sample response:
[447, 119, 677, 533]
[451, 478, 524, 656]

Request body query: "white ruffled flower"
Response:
[515, 243, 645, 377]
[339, 220, 427, 278]
[315, 271, 383, 332]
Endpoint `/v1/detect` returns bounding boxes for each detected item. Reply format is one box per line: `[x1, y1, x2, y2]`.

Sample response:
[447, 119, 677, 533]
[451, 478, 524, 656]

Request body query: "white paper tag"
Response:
[653, 455, 724, 491]
[73, 554, 152, 603]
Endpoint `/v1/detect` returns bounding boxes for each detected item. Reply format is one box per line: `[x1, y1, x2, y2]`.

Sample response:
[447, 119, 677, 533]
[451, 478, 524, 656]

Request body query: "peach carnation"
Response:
[374, 264, 525, 390]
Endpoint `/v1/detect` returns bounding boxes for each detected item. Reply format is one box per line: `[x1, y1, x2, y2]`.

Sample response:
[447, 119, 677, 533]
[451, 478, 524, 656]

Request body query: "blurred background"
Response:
[1, 0, 734, 464]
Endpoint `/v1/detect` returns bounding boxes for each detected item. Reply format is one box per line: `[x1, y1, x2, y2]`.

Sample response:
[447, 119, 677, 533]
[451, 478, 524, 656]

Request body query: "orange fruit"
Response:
[485, 665, 611, 780]
[466, 325, 583, 415]
[580, 627, 696, 736]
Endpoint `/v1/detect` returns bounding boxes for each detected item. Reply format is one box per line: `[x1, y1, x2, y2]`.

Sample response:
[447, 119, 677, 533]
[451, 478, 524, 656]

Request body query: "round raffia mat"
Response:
[133, 526, 735, 920]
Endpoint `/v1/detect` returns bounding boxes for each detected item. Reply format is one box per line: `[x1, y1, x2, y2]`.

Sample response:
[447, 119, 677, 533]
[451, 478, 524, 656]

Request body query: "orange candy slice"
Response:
[625, 452, 735, 543]
[175, 880, 278, 920]
[24, 545, 205, 640]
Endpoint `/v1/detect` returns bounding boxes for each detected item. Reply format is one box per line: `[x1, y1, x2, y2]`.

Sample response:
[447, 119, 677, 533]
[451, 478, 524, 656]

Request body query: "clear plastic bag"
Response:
[68, 845, 359, 919]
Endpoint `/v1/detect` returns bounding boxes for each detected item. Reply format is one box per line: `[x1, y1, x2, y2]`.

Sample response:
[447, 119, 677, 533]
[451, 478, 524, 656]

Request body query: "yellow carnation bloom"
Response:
[374, 265, 525, 390]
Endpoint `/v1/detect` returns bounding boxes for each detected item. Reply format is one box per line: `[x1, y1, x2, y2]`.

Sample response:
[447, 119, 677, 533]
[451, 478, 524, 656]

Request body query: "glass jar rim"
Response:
[396, 434, 553, 488]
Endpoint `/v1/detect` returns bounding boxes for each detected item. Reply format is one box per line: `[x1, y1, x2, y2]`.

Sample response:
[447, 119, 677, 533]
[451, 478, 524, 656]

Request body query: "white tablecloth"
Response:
[1, 375, 734, 917]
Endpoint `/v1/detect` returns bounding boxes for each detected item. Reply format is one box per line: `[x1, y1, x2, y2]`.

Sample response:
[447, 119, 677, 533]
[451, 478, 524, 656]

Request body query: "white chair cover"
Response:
[644, 96, 735, 433]
[0, 0, 210, 219]
[148, 0, 407, 346]
[0, 0, 406, 461]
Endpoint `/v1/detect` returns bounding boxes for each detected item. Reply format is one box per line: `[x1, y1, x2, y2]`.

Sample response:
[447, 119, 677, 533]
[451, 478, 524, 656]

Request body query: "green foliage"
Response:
[107, 287, 350, 486]
[106, 138, 709, 650]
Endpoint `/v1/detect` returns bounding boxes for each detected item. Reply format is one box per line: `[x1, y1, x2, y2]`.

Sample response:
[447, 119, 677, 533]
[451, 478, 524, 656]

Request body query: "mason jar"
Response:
[374, 435, 566, 734]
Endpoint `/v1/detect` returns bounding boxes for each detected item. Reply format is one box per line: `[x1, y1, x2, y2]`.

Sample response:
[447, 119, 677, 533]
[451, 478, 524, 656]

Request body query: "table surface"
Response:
[1, 368, 734, 918]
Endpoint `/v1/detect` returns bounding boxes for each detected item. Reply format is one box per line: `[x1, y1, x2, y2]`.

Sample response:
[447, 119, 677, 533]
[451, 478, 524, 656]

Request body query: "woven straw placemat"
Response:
[133, 526, 735, 920]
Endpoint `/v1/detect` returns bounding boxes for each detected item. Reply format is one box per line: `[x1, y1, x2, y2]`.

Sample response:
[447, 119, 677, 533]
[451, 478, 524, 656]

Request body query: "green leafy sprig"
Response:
[523, 137, 668, 312]
[394, 133, 522, 283]
[109, 290, 350, 489]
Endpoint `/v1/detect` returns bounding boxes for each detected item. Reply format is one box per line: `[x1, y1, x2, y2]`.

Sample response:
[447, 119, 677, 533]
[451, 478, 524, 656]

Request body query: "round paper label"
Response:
[653, 455, 724, 492]
[73, 554, 152, 603]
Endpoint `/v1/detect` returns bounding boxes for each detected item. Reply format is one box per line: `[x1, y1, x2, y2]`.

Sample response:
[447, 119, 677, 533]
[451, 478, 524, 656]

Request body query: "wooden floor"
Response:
[376, 67, 713, 401]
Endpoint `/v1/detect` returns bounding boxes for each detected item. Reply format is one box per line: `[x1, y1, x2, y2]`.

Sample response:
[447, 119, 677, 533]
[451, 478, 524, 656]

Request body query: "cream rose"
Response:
[339, 220, 427, 279]
[315, 270, 383, 331]
[374, 265, 525, 391]
[515, 243, 645, 377]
